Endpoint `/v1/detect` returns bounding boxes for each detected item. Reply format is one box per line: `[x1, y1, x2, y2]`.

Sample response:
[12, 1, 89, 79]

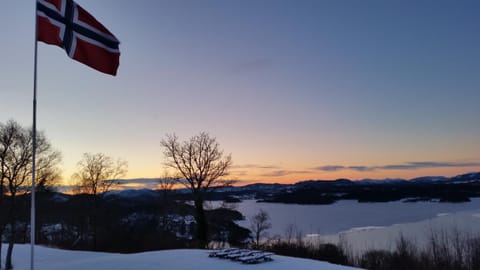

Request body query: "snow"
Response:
[2, 244, 361, 270]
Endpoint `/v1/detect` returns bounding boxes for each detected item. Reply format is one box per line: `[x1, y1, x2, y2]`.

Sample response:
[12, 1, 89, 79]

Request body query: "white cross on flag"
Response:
[37, 0, 120, 75]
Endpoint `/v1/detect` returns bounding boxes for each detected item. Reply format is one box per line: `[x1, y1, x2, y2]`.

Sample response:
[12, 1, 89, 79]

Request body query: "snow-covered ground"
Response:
[2, 244, 361, 270]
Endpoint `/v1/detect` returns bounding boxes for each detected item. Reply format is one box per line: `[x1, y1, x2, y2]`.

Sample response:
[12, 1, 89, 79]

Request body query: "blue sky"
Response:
[1, 0, 479, 183]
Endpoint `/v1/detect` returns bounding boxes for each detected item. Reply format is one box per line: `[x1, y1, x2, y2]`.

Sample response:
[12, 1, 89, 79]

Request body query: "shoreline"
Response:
[311, 208, 480, 255]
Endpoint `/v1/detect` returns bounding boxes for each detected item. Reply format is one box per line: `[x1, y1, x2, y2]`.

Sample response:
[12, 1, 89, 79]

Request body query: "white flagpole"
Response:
[31, 1, 38, 269]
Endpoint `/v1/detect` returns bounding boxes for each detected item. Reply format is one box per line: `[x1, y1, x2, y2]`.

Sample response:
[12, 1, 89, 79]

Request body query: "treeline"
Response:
[0, 121, 243, 269]
[258, 181, 479, 205]
[260, 228, 480, 270]
[0, 120, 61, 269]
[4, 190, 250, 253]
[357, 233, 480, 270]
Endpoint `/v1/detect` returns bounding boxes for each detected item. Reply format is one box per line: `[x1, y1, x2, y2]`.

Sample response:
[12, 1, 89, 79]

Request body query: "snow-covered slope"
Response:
[409, 176, 448, 183]
[4, 244, 361, 270]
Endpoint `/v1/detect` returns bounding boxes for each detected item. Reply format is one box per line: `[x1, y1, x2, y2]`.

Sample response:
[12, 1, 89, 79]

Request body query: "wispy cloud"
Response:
[116, 178, 161, 189]
[348, 166, 376, 172]
[380, 162, 480, 170]
[316, 165, 346, 172]
[314, 161, 480, 172]
[117, 178, 160, 184]
[314, 165, 374, 172]
[260, 170, 311, 177]
[230, 170, 249, 176]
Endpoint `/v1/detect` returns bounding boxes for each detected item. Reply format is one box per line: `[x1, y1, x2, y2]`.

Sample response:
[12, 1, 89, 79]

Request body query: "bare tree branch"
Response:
[160, 132, 233, 247]
[72, 153, 128, 195]
[250, 209, 272, 247]
[0, 119, 62, 268]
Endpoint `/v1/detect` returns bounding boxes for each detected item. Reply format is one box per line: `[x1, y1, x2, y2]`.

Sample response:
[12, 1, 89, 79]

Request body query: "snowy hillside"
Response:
[4, 244, 361, 270]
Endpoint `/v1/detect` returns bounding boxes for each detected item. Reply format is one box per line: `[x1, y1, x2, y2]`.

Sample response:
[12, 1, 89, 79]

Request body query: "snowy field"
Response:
[2, 244, 361, 270]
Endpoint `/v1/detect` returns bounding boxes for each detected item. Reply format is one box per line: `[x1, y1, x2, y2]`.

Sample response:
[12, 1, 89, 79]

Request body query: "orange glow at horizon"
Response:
[58, 161, 480, 188]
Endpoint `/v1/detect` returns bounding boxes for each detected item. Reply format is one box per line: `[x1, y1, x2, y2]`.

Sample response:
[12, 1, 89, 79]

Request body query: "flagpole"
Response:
[31, 1, 38, 270]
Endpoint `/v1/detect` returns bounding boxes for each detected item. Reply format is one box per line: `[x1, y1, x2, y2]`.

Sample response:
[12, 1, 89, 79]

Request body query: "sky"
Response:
[1, 0, 479, 185]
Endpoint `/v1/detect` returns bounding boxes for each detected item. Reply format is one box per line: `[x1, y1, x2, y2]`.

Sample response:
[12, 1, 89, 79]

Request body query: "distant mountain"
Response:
[48, 192, 71, 202]
[449, 172, 480, 184]
[224, 183, 288, 192]
[208, 172, 480, 195]
[407, 173, 480, 184]
[103, 188, 161, 201]
[410, 176, 448, 184]
[294, 179, 354, 189]
[66, 172, 480, 205]
[356, 178, 408, 185]
[227, 172, 480, 205]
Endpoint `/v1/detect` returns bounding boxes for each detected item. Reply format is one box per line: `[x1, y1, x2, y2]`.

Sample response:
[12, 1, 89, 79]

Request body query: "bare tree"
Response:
[284, 223, 303, 245]
[72, 153, 127, 249]
[72, 153, 127, 195]
[250, 209, 272, 247]
[0, 120, 61, 269]
[284, 224, 296, 244]
[0, 120, 17, 268]
[0, 120, 17, 270]
[161, 132, 232, 247]
[158, 170, 178, 199]
[35, 150, 62, 193]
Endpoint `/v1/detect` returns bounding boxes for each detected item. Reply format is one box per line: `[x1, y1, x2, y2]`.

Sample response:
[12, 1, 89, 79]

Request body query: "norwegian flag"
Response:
[37, 0, 120, 76]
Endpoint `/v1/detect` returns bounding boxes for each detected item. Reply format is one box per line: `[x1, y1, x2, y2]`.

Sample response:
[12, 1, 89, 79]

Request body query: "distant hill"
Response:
[212, 172, 480, 204]
[60, 172, 480, 205]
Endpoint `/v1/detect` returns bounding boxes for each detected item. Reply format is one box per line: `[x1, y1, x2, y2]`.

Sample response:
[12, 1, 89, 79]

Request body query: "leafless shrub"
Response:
[357, 229, 480, 270]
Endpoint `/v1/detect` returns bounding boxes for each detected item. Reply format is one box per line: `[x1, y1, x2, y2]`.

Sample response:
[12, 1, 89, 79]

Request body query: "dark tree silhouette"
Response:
[0, 120, 61, 269]
[72, 153, 127, 196]
[161, 132, 232, 247]
[72, 152, 127, 249]
[158, 170, 178, 200]
[250, 209, 272, 247]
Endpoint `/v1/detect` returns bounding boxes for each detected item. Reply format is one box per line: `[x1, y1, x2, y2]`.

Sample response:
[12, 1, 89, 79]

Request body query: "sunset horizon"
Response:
[103, 169, 480, 191]
[2, 0, 479, 190]
[2, 1, 480, 269]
